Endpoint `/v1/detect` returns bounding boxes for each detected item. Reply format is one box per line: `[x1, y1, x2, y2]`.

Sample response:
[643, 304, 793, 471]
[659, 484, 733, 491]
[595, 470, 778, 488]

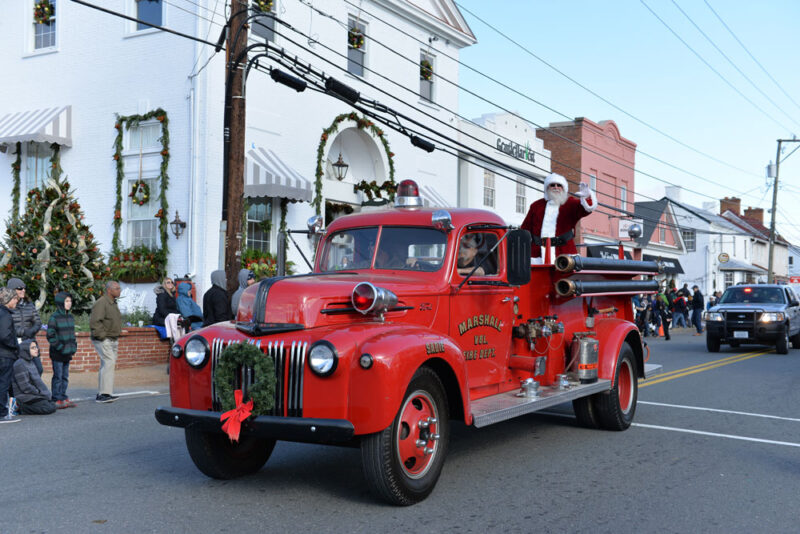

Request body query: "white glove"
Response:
[576, 182, 591, 198]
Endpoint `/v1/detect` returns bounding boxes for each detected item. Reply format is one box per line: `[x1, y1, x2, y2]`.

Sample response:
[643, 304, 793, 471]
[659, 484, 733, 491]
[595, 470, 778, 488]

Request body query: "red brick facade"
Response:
[35, 328, 171, 373]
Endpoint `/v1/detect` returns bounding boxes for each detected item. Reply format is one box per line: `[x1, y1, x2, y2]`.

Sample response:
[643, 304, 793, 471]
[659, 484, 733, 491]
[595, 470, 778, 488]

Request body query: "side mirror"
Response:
[791, 300, 799, 307]
[507, 229, 531, 286]
[307, 215, 324, 236]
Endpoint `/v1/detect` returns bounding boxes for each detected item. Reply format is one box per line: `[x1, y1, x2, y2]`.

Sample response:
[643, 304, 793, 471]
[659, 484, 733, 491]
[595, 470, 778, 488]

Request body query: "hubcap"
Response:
[617, 360, 634, 414]
[395, 390, 439, 479]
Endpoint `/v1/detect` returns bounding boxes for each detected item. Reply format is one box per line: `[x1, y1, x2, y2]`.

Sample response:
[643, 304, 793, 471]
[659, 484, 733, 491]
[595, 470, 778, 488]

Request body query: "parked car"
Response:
[703, 284, 800, 354]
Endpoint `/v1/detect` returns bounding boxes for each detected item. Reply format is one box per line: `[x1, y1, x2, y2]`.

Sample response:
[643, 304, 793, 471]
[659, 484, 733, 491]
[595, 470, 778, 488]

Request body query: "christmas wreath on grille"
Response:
[129, 179, 150, 206]
[214, 343, 276, 415]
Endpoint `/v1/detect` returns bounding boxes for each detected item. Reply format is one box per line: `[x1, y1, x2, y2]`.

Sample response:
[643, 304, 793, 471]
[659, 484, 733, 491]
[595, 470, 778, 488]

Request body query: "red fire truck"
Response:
[156, 180, 662, 505]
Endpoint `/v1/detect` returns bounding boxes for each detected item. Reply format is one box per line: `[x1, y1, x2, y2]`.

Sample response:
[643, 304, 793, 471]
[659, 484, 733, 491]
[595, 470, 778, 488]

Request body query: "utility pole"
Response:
[223, 0, 249, 294]
[767, 138, 799, 283]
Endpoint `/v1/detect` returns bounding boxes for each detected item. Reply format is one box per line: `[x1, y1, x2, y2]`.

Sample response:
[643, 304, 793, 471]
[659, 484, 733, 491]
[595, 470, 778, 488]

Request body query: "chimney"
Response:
[744, 207, 764, 224]
[720, 196, 741, 216]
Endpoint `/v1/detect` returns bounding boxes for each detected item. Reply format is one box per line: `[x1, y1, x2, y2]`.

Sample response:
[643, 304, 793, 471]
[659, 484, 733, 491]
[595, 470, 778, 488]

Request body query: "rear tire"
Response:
[361, 367, 449, 505]
[706, 334, 721, 353]
[185, 428, 275, 479]
[776, 330, 789, 355]
[790, 331, 800, 350]
[594, 343, 638, 431]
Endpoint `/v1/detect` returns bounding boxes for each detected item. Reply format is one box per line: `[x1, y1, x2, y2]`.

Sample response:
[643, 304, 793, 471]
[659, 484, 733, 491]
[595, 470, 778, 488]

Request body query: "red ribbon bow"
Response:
[220, 389, 253, 443]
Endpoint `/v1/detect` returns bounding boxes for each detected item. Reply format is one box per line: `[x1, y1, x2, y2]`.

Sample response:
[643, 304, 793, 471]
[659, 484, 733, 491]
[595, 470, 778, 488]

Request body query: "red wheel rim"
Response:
[617, 359, 634, 414]
[395, 390, 439, 479]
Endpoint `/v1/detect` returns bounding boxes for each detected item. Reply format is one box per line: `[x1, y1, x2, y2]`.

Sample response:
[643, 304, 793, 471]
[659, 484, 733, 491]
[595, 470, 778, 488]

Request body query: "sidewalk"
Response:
[40, 363, 170, 402]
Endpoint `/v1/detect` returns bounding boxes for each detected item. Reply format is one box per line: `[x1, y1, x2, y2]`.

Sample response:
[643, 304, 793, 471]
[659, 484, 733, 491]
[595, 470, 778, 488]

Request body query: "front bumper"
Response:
[155, 406, 355, 444]
[706, 322, 786, 342]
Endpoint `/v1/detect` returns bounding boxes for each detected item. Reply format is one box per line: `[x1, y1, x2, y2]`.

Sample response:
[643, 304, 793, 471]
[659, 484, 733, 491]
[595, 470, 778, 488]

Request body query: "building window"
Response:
[515, 182, 526, 214]
[420, 51, 434, 102]
[136, 0, 162, 31]
[124, 122, 162, 248]
[246, 199, 273, 253]
[483, 170, 495, 208]
[724, 272, 734, 289]
[127, 177, 159, 248]
[33, 0, 57, 50]
[790, 256, 794, 266]
[347, 17, 366, 77]
[590, 174, 597, 192]
[659, 224, 666, 243]
[620, 186, 627, 212]
[251, 1, 275, 42]
[682, 229, 696, 252]
[25, 142, 53, 191]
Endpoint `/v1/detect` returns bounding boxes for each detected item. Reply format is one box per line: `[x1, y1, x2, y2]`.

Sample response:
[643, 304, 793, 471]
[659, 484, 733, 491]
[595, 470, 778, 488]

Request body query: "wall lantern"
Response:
[332, 152, 349, 181]
[170, 210, 186, 239]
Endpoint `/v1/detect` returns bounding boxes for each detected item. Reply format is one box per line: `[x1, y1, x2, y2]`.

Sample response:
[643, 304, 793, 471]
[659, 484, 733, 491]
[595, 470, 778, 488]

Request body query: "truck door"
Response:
[449, 231, 514, 391]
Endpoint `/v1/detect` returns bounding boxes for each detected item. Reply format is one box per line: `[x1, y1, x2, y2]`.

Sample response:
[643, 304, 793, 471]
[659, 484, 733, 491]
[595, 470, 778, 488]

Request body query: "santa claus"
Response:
[520, 172, 596, 263]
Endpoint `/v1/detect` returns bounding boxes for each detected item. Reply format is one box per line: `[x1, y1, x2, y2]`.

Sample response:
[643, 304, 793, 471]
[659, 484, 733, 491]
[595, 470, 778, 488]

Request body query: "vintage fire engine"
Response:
[156, 180, 662, 505]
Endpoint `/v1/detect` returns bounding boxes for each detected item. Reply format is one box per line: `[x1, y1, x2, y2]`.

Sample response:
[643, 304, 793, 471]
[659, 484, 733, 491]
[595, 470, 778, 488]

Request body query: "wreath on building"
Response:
[214, 343, 276, 415]
[33, 0, 55, 25]
[128, 179, 150, 206]
[313, 112, 395, 215]
[348, 27, 365, 50]
[254, 0, 273, 12]
[420, 59, 433, 81]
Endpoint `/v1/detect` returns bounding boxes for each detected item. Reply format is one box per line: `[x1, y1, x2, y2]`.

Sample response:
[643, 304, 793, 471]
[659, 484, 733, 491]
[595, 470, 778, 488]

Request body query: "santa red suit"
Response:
[520, 173, 596, 262]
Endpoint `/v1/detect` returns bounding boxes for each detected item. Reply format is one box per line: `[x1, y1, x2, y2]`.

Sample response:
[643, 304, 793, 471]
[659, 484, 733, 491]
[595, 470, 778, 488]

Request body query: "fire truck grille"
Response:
[211, 338, 308, 417]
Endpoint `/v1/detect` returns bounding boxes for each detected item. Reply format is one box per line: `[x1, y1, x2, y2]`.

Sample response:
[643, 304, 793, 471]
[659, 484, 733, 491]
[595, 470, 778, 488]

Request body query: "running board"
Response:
[644, 363, 662, 378]
[471, 379, 612, 428]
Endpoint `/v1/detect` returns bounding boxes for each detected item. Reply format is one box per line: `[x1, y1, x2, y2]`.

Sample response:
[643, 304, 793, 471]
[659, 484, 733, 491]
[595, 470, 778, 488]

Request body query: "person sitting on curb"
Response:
[12, 340, 56, 415]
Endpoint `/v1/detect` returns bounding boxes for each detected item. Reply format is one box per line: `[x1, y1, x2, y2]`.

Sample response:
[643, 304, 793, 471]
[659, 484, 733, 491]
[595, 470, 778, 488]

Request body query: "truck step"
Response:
[471, 379, 612, 428]
[644, 363, 662, 378]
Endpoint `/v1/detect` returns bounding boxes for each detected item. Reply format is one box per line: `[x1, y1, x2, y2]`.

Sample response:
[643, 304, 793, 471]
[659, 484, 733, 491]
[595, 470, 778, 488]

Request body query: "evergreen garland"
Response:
[313, 112, 396, 215]
[10, 142, 21, 222]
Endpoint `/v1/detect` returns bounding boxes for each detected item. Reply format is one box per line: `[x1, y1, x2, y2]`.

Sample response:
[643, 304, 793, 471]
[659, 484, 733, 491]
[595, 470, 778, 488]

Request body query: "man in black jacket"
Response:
[692, 285, 705, 335]
[0, 287, 21, 422]
[203, 270, 232, 326]
[6, 278, 43, 375]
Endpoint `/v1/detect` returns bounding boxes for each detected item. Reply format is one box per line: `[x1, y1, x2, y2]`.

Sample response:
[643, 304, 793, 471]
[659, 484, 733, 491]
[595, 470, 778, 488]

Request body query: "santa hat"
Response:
[543, 173, 568, 201]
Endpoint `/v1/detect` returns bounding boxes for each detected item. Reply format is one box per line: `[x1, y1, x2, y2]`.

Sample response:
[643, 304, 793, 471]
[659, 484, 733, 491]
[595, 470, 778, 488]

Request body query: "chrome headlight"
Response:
[171, 344, 183, 358]
[760, 312, 785, 323]
[184, 336, 210, 368]
[308, 340, 338, 377]
[703, 312, 723, 322]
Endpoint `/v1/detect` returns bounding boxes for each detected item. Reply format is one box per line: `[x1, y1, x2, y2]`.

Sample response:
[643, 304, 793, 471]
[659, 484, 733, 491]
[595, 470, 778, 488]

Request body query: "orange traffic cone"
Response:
[658, 324, 664, 337]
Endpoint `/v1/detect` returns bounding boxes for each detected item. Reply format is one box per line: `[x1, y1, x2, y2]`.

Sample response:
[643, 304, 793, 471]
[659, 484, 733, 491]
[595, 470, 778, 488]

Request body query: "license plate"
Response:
[733, 331, 748, 339]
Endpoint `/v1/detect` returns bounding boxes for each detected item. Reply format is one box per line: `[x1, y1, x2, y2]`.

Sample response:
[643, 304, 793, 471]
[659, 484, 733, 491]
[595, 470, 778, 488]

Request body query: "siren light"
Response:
[351, 282, 398, 317]
[394, 179, 423, 208]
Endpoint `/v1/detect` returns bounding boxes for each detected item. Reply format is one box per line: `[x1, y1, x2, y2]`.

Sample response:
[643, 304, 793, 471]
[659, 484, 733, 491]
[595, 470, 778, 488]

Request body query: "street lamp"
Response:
[332, 152, 349, 181]
[170, 210, 186, 239]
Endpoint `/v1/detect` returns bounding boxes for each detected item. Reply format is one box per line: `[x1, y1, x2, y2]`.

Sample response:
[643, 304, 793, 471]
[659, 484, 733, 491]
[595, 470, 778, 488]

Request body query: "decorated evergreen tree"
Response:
[0, 145, 108, 312]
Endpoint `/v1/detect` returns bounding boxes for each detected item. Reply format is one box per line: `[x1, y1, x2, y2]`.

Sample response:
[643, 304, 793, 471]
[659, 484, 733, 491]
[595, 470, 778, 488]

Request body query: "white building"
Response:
[0, 0, 476, 311]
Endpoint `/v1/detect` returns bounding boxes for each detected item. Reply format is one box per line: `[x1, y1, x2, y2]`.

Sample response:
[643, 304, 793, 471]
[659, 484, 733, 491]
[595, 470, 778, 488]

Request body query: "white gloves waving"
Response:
[576, 182, 591, 198]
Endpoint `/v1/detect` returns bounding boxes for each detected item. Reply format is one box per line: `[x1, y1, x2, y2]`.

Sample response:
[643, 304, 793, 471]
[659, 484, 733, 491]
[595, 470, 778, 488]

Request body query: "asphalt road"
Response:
[2, 329, 798, 533]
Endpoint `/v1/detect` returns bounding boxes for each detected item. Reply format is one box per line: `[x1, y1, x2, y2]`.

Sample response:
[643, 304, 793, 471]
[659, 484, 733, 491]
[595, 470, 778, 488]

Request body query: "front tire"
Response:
[776, 329, 789, 354]
[185, 428, 275, 479]
[706, 334, 721, 353]
[594, 343, 638, 431]
[361, 367, 450, 506]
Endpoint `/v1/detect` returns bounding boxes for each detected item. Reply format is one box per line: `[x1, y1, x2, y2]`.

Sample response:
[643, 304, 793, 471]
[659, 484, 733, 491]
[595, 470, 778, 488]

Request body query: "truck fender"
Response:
[595, 319, 645, 380]
[346, 326, 468, 435]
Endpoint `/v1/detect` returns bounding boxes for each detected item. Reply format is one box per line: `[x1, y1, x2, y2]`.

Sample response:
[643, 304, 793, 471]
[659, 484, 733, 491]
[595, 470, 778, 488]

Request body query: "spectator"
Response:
[672, 292, 688, 328]
[151, 277, 179, 327]
[656, 288, 671, 341]
[0, 288, 21, 423]
[47, 292, 77, 409]
[11, 340, 56, 415]
[692, 285, 705, 335]
[203, 270, 232, 326]
[679, 283, 691, 298]
[633, 294, 649, 337]
[176, 282, 203, 332]
[231, 269, 255, 318]
[90, 281, 122, 404]
[6, 278, 43, 375]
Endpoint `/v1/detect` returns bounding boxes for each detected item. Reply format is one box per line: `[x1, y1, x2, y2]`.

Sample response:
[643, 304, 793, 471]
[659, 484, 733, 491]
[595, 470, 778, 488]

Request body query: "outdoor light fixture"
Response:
[332, 153, 349, 181]
[170, 210, 186, 239]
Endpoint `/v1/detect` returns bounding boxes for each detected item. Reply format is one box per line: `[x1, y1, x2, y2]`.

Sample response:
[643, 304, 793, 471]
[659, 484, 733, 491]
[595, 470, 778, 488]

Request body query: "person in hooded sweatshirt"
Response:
[46, 292, 77, 408]
[203, 270, 231, 326]
[12, 340, 56, 415]
[6, 277, 43, 375]
[151, 277, 179, 327]
[230, 269, 255, 319]
[176, 282, 203, 331]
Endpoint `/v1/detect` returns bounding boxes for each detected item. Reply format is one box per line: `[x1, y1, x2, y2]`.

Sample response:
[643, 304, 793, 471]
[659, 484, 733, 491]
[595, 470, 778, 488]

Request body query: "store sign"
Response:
[496, 138, 535, 163]
[718, 253, 730, 263]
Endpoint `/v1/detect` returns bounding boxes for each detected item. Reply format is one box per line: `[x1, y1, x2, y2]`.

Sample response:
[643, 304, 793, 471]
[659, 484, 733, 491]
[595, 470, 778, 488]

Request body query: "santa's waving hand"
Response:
[520, 173, 596, 263]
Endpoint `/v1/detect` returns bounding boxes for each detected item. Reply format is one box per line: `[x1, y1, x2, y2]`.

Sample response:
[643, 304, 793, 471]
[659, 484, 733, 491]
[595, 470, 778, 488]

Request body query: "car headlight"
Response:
[703, 312, 723, 322]
[171, 343, 183, 358]
[760, 312, 785, 323]
[308, 341, 338, 377]
[184, 336, 210, 368]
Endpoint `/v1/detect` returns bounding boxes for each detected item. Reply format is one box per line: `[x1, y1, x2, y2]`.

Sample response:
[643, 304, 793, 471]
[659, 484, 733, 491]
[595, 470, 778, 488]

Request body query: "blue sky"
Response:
[455, 0, 800, 243]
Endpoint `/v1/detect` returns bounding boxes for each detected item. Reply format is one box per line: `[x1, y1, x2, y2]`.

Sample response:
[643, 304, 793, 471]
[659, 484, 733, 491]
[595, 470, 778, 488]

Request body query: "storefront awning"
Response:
[585, 245, 633, 260]
[643, 254, 684, 274]
[420, 184, 449, 208]
[0, 106, 72, 147]
[245, 147, 312, 202]
[719, 258, 767, 274]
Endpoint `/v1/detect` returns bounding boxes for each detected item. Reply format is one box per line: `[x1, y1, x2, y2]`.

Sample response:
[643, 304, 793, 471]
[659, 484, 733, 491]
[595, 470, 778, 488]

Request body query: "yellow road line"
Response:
[648, 349, 767, 380]
[640, 349, 772, 387]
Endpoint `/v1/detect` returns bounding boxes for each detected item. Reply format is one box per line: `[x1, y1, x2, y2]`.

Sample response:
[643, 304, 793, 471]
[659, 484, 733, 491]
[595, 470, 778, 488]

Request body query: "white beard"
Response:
[547, 188, 567, 206]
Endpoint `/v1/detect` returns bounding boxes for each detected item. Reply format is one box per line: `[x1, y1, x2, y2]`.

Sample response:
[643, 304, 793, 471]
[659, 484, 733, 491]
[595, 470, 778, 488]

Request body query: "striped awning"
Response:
[245, 147, 312, 202]
[420, 184, 450, 208]
[0, 106, 72, 147]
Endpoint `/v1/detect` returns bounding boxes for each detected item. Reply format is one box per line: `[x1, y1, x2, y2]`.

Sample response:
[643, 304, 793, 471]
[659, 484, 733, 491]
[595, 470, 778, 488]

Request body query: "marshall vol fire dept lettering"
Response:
[458, 314, 503, 335]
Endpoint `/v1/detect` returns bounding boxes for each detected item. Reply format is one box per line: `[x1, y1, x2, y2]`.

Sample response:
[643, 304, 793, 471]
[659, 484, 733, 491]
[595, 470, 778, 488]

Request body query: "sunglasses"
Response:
[548, 183, 563, 188]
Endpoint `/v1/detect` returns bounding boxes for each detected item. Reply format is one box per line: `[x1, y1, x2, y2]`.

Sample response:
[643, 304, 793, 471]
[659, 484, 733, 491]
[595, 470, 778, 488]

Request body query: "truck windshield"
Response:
[719, 287, 785, 304]
[374, 227, 447, 271]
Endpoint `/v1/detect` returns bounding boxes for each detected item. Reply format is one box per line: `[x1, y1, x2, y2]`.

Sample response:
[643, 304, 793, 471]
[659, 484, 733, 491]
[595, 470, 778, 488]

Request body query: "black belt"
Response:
[532, 230, 574, 247]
